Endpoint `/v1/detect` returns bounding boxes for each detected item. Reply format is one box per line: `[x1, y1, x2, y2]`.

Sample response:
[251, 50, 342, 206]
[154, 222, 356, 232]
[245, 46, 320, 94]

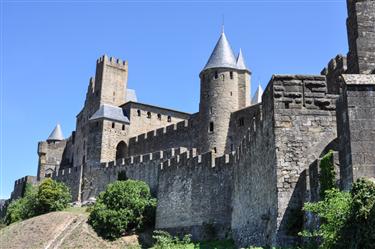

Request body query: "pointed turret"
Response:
[236, 49, 249, 71]
[251, 85, 263, 105]
[47, 123, 64, 142]
[202, 31, 237, 71]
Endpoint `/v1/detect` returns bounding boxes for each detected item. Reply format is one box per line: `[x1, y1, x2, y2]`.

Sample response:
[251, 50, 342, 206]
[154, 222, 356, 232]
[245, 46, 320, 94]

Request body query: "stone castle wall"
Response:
[52, 166, 83, 202]
[156, 150, 233, 241]
[81, 147, 189, 201]
[10, 176, 37, 200]
[337, 74, 375, 190]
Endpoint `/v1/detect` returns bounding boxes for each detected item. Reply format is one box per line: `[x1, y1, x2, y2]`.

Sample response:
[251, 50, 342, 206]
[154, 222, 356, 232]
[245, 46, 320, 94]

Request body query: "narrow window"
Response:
[113, 91, 116, 96]
[96, 121, 99, 127]
[82, 155, 86, 164]
[230, 91, 233, 96]
[137, 110, 141, 116]
[213, 147, 217, 153]
[214, 71, 218, 79]
[239, 117, 245, 127]
[167, 116, 172, 122]
[285, 103, 290, 109]
[210, 107, 213, 114]
[147, 111, 151, 118]
[157, 114, 162, 120]
[112, 122, 115, 128]
[209, 122, 214, 132]
[122, 124, 125, 130]
[230, 71, 233, 79]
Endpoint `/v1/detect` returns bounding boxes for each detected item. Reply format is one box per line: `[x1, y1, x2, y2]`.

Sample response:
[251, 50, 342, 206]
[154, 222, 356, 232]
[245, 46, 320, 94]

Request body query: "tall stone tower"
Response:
[346, 0, 375, 74]
[94, 55, 129, 109]
[199, 31, 251, 155]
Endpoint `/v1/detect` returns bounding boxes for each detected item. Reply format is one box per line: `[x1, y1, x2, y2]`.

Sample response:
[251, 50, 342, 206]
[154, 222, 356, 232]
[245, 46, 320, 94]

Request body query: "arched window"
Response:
[147, 112, 151, 118]
[137, 110, 141, 116]
[116, 141, 127, 160]
[157, 114, 162, 120]
[167, 116, 172, 122]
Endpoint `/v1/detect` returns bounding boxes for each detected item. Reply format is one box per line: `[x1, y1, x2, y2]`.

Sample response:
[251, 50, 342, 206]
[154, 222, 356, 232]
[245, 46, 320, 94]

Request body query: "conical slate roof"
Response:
[47, 124, 64, 141]
[236, 49, 248, 71]
[203, 31, 237, 71]
[251, 85, 263, 105]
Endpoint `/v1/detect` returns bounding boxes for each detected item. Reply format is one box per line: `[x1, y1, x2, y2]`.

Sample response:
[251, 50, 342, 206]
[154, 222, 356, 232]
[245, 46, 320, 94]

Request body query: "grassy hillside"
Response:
[0, 209, 146, 249]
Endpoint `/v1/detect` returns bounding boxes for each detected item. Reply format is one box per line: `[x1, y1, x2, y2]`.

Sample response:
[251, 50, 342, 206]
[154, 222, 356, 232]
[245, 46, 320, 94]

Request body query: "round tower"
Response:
[199, 31, 251, 156]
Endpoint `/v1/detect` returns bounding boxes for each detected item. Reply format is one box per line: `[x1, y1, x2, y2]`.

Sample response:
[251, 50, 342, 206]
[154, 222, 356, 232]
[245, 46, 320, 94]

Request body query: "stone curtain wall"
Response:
[37, 140, 68, 181]
[321, 55, 348, 94]
[53, 166, 83, 202]
[271, 75, 338, 246]
[128, 118, 198, 156]
[337, 75, 375, 190]
[81, 147, 188, 201]
[156, 150, 233, 241]
[346, 0, 375, 74]
[10, 176, 37, 200]
[231, 82, 277, 247]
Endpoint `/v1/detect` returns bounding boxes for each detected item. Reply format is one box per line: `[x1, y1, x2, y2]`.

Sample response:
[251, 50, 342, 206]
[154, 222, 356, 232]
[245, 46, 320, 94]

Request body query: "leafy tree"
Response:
[35, 178, 71, 214]
[4, 179, 71, 225]
[319, 150, 336, 198]
[88, 180, 157, 240]
[4, 184, 38, 225]
[302, 178, 375, 249]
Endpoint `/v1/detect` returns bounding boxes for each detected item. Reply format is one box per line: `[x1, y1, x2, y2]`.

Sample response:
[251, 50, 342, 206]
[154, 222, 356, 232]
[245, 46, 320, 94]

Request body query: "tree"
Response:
[88, 180, 157, 240]
[35, 178, 71, 214]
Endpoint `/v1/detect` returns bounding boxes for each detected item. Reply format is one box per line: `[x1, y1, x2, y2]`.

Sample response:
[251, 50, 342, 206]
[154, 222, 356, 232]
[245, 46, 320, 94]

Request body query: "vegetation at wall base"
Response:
[88, 179, 157, 240]
[4, 178, 71, 225]
[302, 178, 375, 249]
[319, 150, 335, 199]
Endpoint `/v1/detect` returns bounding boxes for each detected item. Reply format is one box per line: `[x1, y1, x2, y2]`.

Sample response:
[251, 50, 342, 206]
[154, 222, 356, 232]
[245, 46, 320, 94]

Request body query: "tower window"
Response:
[137, 110, 141, 116]
[147, 112, 151, 118]
[230, 71, 233, 79]
[230, 91, 233, 96]
[122, 124, 125, 130]
[113, 91, 116, 96]
[209, 122, 214, 132]
[214, 71, 218, 79]
[96, 121, 99, 127]
[210, 107, 213, 114]
[167, 116, 172, 122]
[213, 147, 217, 153]
[157, 114, 162, 120]
[239, 117, 245, 127]
[112, 122, 115, 128]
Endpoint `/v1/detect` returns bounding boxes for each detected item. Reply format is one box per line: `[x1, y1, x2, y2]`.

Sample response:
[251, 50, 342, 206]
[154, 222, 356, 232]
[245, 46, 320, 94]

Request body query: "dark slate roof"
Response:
[202, 31, 237, 71]
[47, 124, 64, 141]
[89, 104, 130, 123]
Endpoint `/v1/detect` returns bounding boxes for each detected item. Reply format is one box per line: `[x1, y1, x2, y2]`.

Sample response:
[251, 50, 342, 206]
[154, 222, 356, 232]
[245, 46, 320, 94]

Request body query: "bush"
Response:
[88, 180, 156, 240]
[5, 179, 71, 225]
[152, 230, 192, 249]
[302, 178, 375, 249]
[319, 150, 336, 198]
[35, 178, 72, 215]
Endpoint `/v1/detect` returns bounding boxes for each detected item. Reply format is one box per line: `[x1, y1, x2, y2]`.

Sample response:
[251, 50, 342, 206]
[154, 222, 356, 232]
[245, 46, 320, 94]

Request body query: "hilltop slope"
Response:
[0, 211, 144, 249]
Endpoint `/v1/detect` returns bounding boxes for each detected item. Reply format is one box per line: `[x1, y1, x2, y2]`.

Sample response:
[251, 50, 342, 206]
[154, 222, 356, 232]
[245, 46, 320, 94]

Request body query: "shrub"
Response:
[319, 150, 335, 198]
[4, 179, 71, 225]
[302, 178, 375, 249]
[88, 180, 156, 240]
[152, 230, 192, 249]
[5, 183, 38, 225]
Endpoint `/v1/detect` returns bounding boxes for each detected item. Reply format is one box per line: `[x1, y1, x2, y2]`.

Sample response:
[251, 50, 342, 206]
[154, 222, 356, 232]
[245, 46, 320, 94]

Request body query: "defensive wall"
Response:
[10, 176, 37, 200]
[156, 149, 234, 241]
[81, 147, 190, 201]
[337, 74, 375, 190]
[128, 117, 199, 156]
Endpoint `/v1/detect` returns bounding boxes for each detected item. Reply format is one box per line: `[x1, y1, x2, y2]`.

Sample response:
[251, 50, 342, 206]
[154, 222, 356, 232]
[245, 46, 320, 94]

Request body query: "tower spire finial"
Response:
[221, 14, 225, 33]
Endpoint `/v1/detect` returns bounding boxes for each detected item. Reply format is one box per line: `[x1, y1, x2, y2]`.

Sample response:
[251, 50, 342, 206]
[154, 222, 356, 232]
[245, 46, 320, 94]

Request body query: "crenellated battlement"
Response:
[96, 54, 128, 69]
[272, 75, 337, 111]
[321, 54, 347, 76]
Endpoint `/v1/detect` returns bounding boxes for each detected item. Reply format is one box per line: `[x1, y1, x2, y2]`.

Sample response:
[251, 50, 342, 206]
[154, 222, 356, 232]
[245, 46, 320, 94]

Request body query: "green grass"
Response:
[64, 206, 89, 215]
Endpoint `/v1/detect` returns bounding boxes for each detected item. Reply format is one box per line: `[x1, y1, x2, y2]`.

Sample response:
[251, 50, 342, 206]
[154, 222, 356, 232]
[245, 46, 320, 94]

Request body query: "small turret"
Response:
[47, 124, 64, 142]
[251, 84, 263, 105]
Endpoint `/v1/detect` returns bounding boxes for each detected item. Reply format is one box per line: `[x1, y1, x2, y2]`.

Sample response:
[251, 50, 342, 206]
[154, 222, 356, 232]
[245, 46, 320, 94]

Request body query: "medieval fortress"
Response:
[7, 0, 375, 247]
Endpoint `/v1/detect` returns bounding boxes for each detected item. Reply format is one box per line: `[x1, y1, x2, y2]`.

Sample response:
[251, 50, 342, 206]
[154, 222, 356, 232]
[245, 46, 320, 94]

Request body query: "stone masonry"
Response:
[7, 0, 375, 247]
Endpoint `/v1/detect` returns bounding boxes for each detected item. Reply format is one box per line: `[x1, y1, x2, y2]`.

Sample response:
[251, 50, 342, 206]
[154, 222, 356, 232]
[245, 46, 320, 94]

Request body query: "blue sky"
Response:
[1, 0, 348, 199]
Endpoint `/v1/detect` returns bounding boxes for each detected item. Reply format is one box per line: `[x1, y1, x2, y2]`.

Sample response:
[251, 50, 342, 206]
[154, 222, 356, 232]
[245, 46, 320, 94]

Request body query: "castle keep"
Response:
[9, 0, 375, 247]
